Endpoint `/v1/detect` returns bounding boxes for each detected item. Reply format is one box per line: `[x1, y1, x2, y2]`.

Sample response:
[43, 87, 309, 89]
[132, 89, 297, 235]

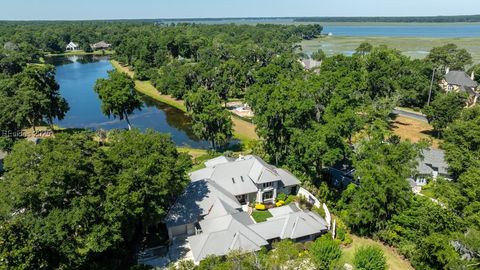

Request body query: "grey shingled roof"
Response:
[91, 41, 111, 49]
[189, 212, 267, 261]
[417, 149, 449, 176]
[445, 71, 478, 88]
[164, 180, 241, 227]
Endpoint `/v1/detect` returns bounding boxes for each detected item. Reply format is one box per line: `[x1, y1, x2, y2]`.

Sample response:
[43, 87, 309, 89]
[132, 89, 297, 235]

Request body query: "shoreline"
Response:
[110, 60, 259, 145]
[47, 50, 115, 57]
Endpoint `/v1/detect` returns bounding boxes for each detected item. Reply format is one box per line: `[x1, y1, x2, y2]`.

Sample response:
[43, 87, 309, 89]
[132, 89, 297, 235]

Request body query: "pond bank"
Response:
[110, 60, 259, 144]
[47, 50, 115, 57]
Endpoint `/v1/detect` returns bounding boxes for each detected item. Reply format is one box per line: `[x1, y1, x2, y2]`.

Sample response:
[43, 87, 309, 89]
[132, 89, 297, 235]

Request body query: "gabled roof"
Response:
[276, 169, 301, 187]
[209, 159, 260, 196]
[189, 212, 267, 261]
[204, 156, 235, 168]
[248, 205, 328, 240]
[417, 148, 449, 176]
[201, 155, 299, 196]
[66, 41, 78, 48]
[204, 198, 239, 220]
[445, 71, 478, 88]
[190, 167, 214, 182]
[164, 180, 241, 227]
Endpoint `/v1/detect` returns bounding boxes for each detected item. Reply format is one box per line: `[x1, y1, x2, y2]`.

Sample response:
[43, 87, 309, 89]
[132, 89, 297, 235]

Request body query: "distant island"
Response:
[294, 14, 480, 23]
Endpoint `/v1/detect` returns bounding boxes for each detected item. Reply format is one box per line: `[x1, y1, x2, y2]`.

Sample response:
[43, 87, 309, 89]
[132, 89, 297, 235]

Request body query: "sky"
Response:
[0, 0, 479, 20]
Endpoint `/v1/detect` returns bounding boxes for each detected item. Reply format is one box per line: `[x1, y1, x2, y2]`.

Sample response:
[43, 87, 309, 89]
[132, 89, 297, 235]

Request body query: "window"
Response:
[263, 191, 273, 201]
[262, 182, 273, 188]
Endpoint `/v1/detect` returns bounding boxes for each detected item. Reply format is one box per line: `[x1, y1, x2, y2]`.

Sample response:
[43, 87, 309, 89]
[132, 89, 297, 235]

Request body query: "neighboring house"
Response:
[165, 155, 328, 263]
[0, 151, 6, 173]
[327, 163, 356, 188]
[66, 41, 80, 51]
[90, 41, 111, 50]
[300, 59, 322, 70]
[410, 148, 451, 192]
[441, 69, 479, 106]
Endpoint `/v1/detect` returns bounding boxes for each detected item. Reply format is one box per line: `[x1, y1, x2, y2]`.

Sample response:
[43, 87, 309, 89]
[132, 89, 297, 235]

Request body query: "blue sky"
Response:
[1, 0, 478, 20]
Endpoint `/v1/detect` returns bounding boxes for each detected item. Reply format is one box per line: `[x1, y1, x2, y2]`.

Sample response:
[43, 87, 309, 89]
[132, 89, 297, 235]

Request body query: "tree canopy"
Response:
[94, 70, 143, 130]
[0, 130, 192, 269]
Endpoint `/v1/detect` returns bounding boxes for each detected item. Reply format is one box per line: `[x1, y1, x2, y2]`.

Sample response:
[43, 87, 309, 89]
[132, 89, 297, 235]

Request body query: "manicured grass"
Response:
[301, 36, 480, 63]
[337, 235, 413, 270]
[48, 50, 115, 57]
[391, 115, 442, 148]
[251, 210, 273, 223]
[110, 60, 259, 146]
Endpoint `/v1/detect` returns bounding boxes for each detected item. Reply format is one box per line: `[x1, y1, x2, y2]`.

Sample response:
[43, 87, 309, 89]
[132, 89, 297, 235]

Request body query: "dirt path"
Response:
[111, 60, 259, 143]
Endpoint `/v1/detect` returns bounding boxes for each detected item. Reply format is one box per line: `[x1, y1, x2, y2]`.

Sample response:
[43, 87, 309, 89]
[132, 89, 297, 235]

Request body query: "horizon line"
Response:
[1, 14, 479, 22]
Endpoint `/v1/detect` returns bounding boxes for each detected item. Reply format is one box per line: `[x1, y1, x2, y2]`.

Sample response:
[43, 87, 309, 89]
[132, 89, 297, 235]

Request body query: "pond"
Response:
[46, 55, 209, 148]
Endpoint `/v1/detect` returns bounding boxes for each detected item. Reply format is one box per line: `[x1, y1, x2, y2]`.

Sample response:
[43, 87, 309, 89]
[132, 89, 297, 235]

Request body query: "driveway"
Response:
[138, 236, 194, 268]
[392, 108, 428, 122]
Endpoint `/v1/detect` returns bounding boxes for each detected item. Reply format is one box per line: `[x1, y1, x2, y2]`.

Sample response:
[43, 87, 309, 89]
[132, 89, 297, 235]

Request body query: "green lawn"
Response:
[48, 50, 115, 57]
[337, 235, 413, 270]
[251, 210, 273, 223]
[301, 36, 480, 63]
[110, 60, 259, 147]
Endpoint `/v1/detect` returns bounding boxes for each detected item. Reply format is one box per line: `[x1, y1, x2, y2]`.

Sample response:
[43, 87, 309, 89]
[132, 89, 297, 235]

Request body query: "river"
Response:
[156, 18, 480, 38]
[47, 55, 209, 148]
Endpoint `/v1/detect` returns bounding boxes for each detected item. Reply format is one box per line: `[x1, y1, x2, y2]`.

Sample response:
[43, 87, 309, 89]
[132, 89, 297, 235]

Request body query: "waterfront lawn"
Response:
[251, 210, 273, 223]
[110, 60, 259, 146]
[48, 50, 115, 57]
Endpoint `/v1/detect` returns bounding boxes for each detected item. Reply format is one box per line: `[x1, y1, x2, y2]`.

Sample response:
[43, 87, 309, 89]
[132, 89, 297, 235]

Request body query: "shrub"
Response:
[309, 234, 342, 270]
[285, 195, 297, 205]
[312, 206, 325, 218]
[255, 203, 266, 211]
[354, 246, 387, 270]
[275, 200, 285, 207]
[276, 192, 287, 201]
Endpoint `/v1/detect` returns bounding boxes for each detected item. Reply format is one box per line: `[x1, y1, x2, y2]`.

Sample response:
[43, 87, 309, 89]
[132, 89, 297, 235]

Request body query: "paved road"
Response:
[392, 108, 428, 123]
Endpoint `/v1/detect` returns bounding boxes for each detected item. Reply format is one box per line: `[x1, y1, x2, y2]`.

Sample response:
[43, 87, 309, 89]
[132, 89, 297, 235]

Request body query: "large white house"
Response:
[66, 41, 79, 51]
[165, 155, 328, 263]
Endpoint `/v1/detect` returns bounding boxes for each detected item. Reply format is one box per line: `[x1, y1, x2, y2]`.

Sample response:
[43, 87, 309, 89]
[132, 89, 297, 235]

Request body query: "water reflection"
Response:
[48, 55, 210, 148]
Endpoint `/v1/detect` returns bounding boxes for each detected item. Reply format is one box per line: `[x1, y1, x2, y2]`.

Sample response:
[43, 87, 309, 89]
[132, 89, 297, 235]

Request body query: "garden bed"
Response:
[251, 210, 273, 223]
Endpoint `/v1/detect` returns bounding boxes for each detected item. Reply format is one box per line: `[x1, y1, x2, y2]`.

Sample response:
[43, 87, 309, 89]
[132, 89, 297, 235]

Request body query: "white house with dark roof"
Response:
[441, 70, 479, 106]
[165, 155, 328, 263]
[66, 41, 79, 51]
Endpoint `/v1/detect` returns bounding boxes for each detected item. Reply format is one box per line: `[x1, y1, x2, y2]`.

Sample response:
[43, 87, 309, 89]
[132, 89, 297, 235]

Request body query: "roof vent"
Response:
[240, 176, 244, 182]
[232, 177, 235, 184]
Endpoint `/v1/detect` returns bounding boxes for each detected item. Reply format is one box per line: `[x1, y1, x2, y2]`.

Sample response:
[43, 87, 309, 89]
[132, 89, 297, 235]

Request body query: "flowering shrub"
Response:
[255, 203, 266, 210]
